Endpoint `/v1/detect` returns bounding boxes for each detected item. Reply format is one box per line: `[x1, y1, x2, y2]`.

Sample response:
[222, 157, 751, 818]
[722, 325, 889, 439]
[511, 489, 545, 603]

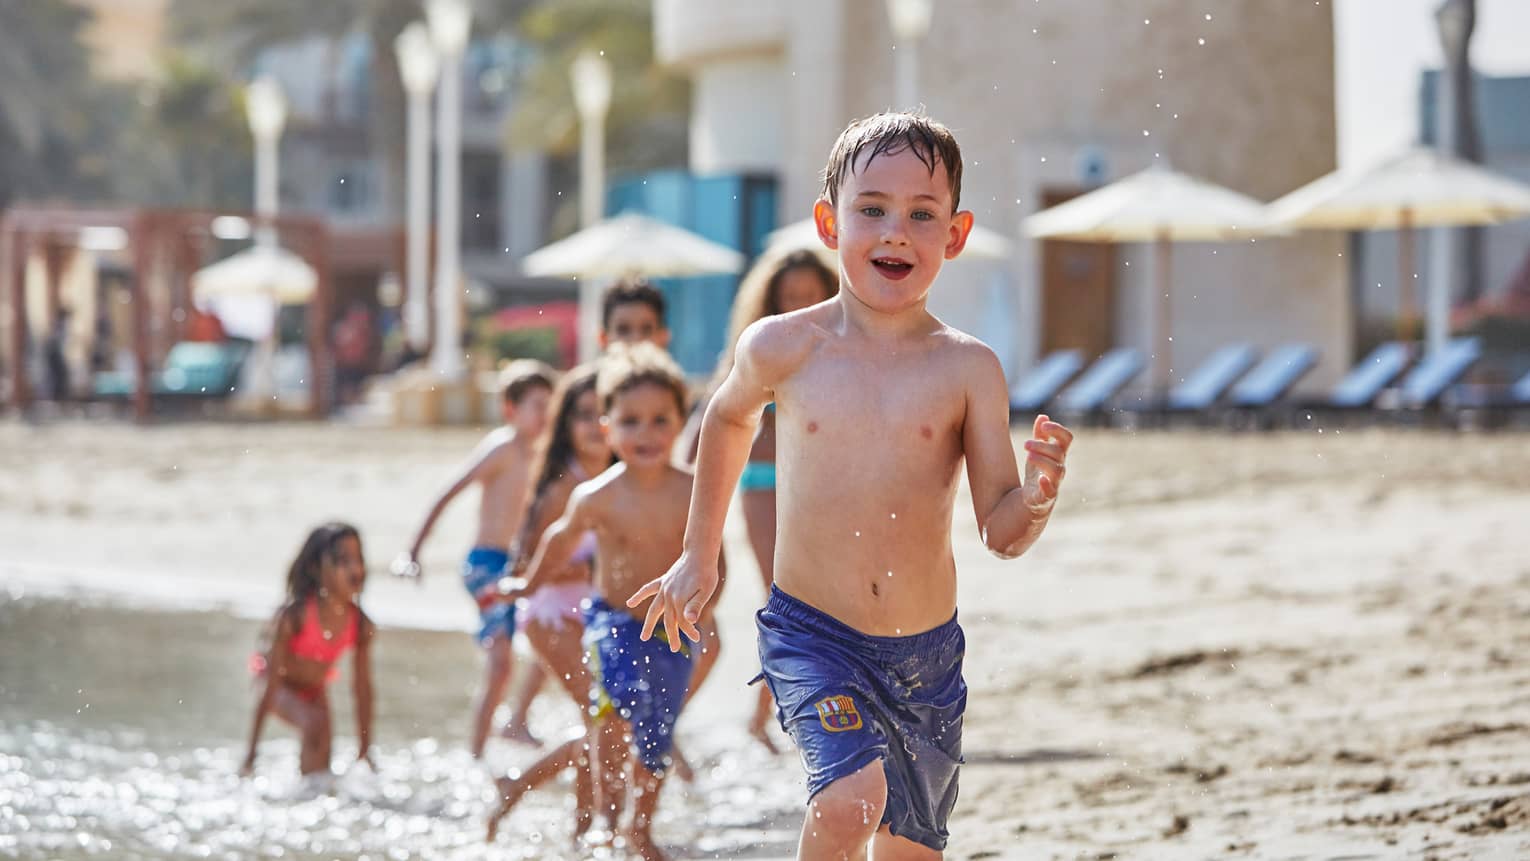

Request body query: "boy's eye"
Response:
[860, 206, 883, 217]
[912, 210, 934, 221]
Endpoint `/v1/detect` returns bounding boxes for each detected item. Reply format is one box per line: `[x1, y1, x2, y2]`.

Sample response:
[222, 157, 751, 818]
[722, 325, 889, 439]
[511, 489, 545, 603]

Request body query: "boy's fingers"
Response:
[640, 594, 664, 641]
[628, 578, 661, 608]
[1024, 440, 1066, 462]
[1027, 455, 1065, 487]
[1039, 420, 1074, 448]
[1032, 414, 1049, 440]
[662, 599, 682, 653]
[1039, 474, 1056, 497]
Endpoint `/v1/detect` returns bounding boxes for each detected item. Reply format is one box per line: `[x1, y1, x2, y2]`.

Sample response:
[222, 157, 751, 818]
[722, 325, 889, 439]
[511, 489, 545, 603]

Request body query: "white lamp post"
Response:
[395, 21, 439, 355]
[245, 76, 287, 247]
[244, 76, 288, 406]
[571, 50, 612, 361]
[886, 0, 932, 109]
[1428, 0, 1472, 358]
[426, 0, 471, 378]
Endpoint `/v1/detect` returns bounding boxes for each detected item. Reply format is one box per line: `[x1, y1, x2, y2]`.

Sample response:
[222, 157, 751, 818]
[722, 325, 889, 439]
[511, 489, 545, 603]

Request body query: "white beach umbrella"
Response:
[522, 211, 744, 361]
[521, 211, 745, 280]
[1268, 147, 1530, 354]
[763, 217, 1016, 261]
[191, 245, 317, 305]
[1022, 166, 1273, 393]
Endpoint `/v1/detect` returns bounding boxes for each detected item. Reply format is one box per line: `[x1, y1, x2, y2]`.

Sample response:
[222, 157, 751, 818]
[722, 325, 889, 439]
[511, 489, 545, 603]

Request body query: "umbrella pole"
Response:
[1155, 230, 1173, 400]
[1397, 208, 1415, 343]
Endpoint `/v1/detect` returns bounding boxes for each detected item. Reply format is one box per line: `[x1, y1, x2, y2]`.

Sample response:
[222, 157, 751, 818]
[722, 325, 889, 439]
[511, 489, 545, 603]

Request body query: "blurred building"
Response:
[1353, 73, 1530, 339]
[655, 0, 1348, 391]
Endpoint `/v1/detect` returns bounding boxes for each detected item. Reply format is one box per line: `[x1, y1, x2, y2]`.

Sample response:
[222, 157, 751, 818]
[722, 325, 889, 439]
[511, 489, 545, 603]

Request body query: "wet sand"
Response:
[2, 420, 1528, 859]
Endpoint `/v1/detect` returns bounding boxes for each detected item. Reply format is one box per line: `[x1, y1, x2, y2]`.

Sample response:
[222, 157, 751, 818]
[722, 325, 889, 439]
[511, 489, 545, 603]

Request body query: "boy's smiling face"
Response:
[815, 146, 973, 315]
[602, 382, 683, 468]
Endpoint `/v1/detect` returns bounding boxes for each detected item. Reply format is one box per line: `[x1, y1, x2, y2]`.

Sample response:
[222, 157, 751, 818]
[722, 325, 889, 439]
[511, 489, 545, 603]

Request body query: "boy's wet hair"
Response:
[597, 341, 689, 417]
[601, 278, 667, 330]
[820, 111, 963, 212]
[499, 359, 556, 404]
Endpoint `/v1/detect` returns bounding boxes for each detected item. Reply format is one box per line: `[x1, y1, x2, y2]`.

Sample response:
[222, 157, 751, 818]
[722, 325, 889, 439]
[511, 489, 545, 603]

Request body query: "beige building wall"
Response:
[656, 0, 1350, 393]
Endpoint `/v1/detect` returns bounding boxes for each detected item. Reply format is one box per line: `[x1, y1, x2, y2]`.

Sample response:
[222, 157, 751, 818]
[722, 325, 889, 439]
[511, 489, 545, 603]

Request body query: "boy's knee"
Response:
[808, 763, 888, 839]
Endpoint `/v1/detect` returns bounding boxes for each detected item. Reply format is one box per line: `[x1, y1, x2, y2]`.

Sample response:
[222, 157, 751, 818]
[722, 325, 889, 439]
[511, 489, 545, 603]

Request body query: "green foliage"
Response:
[504, 0, 689, 173]
[475, 319, 563, 367]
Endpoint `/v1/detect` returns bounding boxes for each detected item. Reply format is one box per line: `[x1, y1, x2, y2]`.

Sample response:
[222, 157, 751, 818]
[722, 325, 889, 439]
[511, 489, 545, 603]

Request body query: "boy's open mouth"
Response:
[871, 257, 914, 280]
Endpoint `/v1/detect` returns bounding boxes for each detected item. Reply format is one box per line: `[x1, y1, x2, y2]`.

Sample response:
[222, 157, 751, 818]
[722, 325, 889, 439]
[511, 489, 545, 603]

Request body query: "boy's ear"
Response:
[944, 210, 975, 261]
[653, 327, 671, 349]
[598, 415, 612, 440]
[813, 199, 839, 251]
[597, 330, 610, 351]
[501, 400, 517, 422]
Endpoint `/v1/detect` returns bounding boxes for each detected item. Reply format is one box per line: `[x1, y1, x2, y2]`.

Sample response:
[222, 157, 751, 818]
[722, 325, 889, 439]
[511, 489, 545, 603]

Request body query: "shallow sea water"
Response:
[0, 595, 803, 860]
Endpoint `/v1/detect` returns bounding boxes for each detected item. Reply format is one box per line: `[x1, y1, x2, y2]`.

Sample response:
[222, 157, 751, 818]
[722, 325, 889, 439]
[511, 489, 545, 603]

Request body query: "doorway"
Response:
[1039, 188, 1116, 358]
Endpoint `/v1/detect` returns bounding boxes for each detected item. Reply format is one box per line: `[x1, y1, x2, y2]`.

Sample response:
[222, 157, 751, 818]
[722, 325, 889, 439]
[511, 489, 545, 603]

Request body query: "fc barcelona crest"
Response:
[814, 695, 863, 732]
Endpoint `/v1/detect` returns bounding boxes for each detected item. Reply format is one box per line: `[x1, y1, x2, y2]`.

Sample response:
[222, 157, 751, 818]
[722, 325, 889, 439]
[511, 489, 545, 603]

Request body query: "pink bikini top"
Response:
[287, 598, 359, 664]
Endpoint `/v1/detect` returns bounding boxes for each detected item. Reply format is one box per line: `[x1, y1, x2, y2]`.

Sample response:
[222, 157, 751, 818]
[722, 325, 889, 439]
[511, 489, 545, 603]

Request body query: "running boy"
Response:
[396, 359, 554, 758]
[631, 112, 1074, 858]
[490, 343, 708, 860]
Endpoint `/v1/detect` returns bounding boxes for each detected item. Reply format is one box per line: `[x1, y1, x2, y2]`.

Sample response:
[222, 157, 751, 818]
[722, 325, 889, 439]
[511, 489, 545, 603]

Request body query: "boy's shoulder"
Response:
[737, 305, 834, 381]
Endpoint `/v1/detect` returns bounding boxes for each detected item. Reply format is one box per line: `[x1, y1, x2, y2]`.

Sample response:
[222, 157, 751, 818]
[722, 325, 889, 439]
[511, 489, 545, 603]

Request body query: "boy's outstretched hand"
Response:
[1020, 414, 1072, 512]
[628, 552, 718, 651]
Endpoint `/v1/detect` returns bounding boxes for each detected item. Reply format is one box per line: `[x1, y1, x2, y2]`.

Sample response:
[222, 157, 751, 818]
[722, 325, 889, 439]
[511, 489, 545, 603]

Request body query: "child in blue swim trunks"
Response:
[633, 112, 1074, 857]
[491, 343, 718, 859]
[396, 360, 554, 759]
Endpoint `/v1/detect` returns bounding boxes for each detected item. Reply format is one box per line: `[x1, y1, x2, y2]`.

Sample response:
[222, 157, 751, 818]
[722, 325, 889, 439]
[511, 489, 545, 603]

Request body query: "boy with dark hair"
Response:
[396, 359, 555, 758]
[632, 112, 1074, 858]
[600, 278, 671, 351]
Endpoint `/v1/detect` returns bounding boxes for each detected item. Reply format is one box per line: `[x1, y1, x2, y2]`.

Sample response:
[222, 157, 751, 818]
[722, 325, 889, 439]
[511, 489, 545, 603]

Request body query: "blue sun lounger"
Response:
[1397, 337, 1482, 408]
[1228, 344, 1320, 409]
[1164, 344, 1260, 412]
[1010, 350, 1084, 414]
[1324, 341, 1413, 409]
[1054, 348, 1145, 420]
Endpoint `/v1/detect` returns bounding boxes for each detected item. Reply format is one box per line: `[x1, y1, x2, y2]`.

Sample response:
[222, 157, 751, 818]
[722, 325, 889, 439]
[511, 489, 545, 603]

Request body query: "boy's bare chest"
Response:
[780, 352, 966, 445]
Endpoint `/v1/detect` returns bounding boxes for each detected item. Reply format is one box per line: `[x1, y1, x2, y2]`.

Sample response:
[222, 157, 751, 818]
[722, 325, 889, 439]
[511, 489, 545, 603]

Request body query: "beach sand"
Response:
[2, 419, 1527, 859]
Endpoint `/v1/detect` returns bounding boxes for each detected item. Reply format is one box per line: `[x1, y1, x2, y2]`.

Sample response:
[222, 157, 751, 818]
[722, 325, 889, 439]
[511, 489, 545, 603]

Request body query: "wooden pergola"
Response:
[1, 206, 334, 421]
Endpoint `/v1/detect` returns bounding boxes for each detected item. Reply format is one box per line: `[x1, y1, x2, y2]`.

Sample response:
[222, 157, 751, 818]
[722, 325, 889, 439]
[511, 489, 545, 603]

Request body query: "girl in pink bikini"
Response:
[242, 522, 376, 777]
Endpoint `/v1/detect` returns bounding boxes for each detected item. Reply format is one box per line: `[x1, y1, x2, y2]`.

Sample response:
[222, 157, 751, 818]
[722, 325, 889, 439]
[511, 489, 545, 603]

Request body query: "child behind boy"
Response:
[488, 343, 711, 860]
[599, 279, 670, 351]
[396, 359, 555, 758]
[632, 112, 1074, 858]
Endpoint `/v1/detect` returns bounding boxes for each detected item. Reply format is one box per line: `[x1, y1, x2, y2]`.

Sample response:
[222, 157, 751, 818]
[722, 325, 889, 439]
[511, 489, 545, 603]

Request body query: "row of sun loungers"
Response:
[1010, 337, 1528, 427]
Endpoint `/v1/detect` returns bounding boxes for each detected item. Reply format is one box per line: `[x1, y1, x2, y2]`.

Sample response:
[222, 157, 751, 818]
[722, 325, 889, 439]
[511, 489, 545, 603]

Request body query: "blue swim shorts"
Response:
[756, 585, 966, 851]
[584, 596, 694, 773]
[462, 546, 515, 646]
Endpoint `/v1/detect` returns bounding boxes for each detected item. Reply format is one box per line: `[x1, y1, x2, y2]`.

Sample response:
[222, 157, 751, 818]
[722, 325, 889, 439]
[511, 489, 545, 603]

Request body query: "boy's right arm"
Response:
[398, 439, 502, 576]
[629, 320, 788, 648]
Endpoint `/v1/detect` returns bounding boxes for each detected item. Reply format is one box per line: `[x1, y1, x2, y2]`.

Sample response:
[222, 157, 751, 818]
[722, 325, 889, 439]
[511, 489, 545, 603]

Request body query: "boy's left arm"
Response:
[962, 349, 1073, 559]
[352, 616, 376, 768]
